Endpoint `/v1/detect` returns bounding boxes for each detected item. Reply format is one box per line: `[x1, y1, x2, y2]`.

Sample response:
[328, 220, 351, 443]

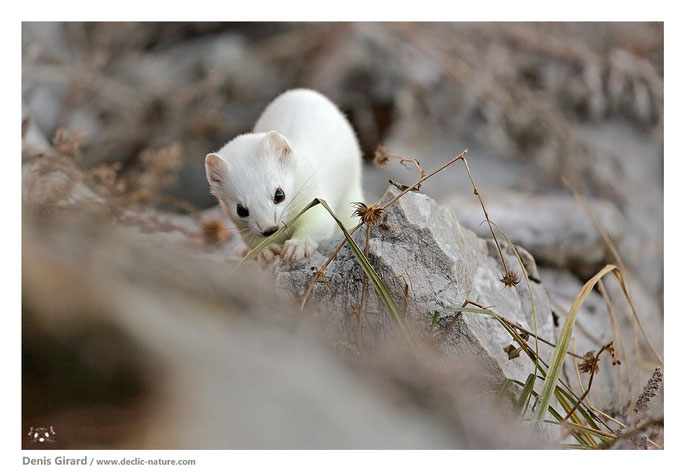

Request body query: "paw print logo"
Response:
[28, 426, 56, 444]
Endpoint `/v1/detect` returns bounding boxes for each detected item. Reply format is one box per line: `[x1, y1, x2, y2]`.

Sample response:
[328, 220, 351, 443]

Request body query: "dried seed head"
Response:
[499, 269, 520, 287]
[579, 351, 599, 374]
[89, 162, 125, 195]
[634, 368, 663, 414]
[372, 145, 390, 168]
[605, 341, 621, 366]
[352, 202, 385, 225]
[52, 128, 86, 158]
[513, 322, 530, 341]
[503, 344, 522, 360]
[137, 142, 183, 191]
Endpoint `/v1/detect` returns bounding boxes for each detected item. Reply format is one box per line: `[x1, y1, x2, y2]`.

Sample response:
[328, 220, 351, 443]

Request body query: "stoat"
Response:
[205, 89, 364, 264]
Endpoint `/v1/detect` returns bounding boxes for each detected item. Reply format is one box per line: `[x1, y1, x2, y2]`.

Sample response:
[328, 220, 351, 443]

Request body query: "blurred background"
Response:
[22, 22, 663, 449]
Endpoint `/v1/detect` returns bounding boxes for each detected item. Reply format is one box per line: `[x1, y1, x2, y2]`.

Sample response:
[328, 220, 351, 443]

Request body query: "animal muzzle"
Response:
[261, 227, 279, 237]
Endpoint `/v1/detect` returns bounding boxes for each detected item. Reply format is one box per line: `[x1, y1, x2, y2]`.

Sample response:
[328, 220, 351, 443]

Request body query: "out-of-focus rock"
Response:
[275, 186, 556, 397]
[22, 108, 51, 154]
[23, 202, 549, 449]
[577, 122, 664, 301]
[441, 191, 624, 277]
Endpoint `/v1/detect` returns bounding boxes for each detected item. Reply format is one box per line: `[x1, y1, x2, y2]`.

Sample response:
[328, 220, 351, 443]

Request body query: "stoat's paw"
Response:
[257, 244, 283, 268]
[281, 239, 318, 262]
[233, 244, 250, 257]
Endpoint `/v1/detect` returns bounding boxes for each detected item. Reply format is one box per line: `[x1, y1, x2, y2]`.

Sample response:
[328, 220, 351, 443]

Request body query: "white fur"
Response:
[205, 89, 364, 262]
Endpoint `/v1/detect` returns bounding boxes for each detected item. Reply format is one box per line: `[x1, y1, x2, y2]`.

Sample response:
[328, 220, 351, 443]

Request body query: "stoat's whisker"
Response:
[284, 173, 318, 215]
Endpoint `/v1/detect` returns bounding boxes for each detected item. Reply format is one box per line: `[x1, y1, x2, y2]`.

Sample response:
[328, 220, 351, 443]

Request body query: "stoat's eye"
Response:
[236, 204, 249, 218]
[274, 188, 285, 204]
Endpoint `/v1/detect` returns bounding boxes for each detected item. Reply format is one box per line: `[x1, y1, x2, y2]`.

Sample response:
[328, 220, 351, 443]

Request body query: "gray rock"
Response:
[22, 106, 51, 153]
[441, 191, 624, 274]
[274, 186, 556, 396]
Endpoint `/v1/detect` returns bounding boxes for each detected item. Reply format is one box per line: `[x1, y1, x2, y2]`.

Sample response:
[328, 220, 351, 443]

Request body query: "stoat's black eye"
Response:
[274, 188, 285, 204]
[236, 204, 249, 218]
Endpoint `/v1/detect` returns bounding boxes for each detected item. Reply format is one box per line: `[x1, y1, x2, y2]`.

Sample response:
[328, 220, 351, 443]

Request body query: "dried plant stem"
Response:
[563, 178, 663, 367]
[572, 340, 596, 412]
[459, 300, 617, 435]
[380, 149, 468, 211]
[601, 416, 663, 448]
[458, 157, 509, 274]
[562, 178, 626, 274]
[597, 279, 632, 391]
[439, 300, 469, 343]
[386, 152, 426, 178]
[355, 223, 371, 348]
[562, 344, 611, 422]
[587, 404, 658, 447]
[561, 421, 618, 440]
[301, 225, 362, 309]
[441, 302, 585, 360]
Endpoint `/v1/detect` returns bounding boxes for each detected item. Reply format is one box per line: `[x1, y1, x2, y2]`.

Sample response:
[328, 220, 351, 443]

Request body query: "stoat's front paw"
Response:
[257, 243, 282, 268]
[233, 243, 250, 258]
[281, 239, 318, 262]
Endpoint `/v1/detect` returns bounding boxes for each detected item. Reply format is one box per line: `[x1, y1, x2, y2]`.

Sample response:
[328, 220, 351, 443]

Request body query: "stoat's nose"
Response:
[262, 227, 278, 237]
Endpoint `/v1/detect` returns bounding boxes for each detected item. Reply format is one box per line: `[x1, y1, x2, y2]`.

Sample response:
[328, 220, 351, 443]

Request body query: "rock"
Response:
[274, 186, 556, 395]
[22, 107, 51, 154]
[23, 200, 549, 449]
[441, 191, 624, 276]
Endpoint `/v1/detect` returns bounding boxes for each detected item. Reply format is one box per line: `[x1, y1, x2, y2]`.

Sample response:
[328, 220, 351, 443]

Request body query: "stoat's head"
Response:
[205, 131, 297, 244]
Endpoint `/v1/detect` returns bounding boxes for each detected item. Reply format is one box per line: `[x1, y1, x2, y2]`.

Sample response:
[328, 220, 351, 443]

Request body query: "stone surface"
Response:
[441, 191, 624, 275]
[274, 186, 556, 389]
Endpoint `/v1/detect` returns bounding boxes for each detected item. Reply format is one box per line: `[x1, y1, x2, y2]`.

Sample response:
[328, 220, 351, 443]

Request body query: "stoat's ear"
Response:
[260, 130, 291, 165]
[205, 153, 228, 186]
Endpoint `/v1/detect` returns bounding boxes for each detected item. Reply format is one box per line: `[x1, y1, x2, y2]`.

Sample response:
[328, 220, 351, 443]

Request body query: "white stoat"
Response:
[205, 88, 364, 264]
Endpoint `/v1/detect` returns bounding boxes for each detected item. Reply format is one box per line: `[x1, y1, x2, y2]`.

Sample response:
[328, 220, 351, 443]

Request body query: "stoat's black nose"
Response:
[262, 227, 278, 237]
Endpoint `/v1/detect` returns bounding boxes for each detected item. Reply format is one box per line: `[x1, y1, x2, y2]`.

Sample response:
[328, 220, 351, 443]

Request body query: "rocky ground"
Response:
[22, 22, 663, 449]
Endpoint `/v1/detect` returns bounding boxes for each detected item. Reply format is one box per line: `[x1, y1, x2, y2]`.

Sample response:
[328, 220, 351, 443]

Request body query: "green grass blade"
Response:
[516, 374, 536, 415]
[509, 378, 590, 446]
[315, 199, 413, 347]
[437, 306, 543, 372]
[533, 264, 618, 423]
[429, 311, 441, 335]
[497, 378, 515, 400]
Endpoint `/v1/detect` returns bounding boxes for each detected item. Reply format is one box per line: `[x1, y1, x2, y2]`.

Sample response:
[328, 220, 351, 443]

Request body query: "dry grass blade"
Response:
[612, 269, 663, 366]
[563, 178, 662, 367]
[516, 374, 536, 415]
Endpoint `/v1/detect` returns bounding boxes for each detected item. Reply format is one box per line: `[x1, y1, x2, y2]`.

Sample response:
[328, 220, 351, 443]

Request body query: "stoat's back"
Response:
[253, 89, 362, 199]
